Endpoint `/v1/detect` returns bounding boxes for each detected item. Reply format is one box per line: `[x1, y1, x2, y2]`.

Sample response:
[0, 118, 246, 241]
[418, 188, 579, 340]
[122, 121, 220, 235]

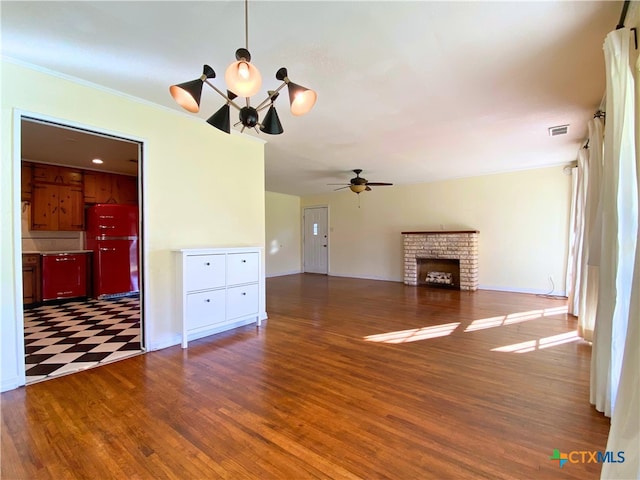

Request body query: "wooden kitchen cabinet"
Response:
[83, 172, 98, 203]
[31, 176, 84, 231]
[84, 171, 137, 205]
[22, 253, 41, 306]
[30, 163, 84, 231]
[114, 175, 138, 205]
[32, 164, 82, 186]
[58, 185, 85, 230]
[21, 162, 33, 202]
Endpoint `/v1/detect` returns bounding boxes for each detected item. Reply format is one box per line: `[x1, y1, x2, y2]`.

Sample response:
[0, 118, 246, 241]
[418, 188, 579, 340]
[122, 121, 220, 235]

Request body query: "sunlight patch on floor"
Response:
[491, 330, 580, 353]
[464, 306, 568, 332]
[363, 306, 572, 346]
[364, 322, 460, 344]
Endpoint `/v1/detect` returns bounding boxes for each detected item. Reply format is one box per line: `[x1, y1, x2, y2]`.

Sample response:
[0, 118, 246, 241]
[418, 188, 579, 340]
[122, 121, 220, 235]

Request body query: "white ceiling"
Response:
[1, 1, 622, 195]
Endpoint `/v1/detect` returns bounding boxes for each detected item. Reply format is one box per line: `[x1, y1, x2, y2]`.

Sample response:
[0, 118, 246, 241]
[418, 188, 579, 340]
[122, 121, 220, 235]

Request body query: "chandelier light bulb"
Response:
[238, 62, 250, 80]
[290, 88, 317, 116]
[225, 60, 262, 97]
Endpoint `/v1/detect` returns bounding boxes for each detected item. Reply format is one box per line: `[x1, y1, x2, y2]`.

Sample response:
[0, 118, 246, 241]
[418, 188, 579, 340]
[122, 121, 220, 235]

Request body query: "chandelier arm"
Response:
[255, 81, 287, 111]
[204, 79, 242, 111]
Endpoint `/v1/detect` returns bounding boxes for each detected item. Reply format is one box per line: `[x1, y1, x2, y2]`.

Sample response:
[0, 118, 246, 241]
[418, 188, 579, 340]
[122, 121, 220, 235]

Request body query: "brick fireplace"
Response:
[402, 231, 479, 291]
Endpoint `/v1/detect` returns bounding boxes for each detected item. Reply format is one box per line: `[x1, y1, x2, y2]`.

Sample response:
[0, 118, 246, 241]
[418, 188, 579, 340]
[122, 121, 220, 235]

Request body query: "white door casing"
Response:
[303, 206, 328, 274]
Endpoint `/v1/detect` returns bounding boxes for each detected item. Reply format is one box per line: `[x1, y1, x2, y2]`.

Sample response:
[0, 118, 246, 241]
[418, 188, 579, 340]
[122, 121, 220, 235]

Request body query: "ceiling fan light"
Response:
[350, 184, 367, 193]
[287, 82, 317, 116]
[225, 60, 262, 97]
[260, 106, 283, 135]
[206, 104, 231, 134]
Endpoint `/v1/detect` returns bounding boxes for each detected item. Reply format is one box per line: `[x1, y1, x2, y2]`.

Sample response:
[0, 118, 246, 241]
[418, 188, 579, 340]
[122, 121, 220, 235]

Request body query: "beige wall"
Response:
[300, 166, 572, 293]
[265, 191, 302, 277]
[1, 60, 265, 391]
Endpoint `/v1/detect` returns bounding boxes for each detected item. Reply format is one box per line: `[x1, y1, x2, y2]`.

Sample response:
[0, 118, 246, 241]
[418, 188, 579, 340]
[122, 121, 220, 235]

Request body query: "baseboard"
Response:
[266, 270, 302, 278]
[1, 376, 24, 393]
[147, 334, 182, 352]
[299, 275, 568, 297]
[328, 272, 400, 282]
[185, 317, 259, 345]
[478, 285, 567, 297]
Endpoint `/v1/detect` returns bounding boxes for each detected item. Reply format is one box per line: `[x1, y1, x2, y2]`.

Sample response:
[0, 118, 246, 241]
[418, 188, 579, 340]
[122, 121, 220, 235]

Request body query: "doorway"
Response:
[18, 115, 145, 384]
[303, 206, 328, 274]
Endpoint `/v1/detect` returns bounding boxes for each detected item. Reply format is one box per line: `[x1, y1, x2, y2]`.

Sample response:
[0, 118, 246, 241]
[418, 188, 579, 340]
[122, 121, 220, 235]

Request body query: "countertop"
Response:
[23, 250, 93, 255]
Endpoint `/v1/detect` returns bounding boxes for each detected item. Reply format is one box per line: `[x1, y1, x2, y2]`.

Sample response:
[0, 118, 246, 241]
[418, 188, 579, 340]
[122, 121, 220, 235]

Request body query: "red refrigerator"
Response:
[86, 204, 139, 298]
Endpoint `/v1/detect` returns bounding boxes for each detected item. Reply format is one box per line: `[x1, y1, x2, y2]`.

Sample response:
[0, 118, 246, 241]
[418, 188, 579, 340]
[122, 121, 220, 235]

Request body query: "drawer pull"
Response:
[57, 290, 73, 295]
[55, 257, 73, 262]
[241, 292, 247, 296]
[205, 262, 210, 266]
[205, 298, 211, 303]
[241, 260, 247, 263]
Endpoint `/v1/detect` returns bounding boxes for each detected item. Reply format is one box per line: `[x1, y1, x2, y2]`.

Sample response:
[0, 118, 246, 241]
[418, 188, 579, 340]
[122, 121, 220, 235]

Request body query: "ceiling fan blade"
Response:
[365, 182, 393, 186]
[327, 183, 350, 186]
[365, 186, 372, 191]
[333, 186, 350, 191]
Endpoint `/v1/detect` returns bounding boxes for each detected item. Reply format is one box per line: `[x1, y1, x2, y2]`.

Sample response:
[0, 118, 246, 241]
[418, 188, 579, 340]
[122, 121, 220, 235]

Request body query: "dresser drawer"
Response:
[226, 252, 259, 286]
[22, 254, 40, 266]
[186, 289, 226, 331]
[226, 283, 259, 320]
[185, 254, 225, 292]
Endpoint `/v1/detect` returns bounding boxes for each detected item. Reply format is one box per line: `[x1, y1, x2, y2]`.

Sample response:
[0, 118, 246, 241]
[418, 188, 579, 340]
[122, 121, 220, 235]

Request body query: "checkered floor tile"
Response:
[24, 295, 142, 384]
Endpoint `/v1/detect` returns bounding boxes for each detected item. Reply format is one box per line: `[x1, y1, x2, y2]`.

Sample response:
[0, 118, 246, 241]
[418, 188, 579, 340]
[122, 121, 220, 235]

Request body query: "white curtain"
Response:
[577, 118, 604, 341]
[566, 148, 586, 316]
[602, 224, 640, 477]
[601, 29, 640, 480]
[590, 27, 638, 418]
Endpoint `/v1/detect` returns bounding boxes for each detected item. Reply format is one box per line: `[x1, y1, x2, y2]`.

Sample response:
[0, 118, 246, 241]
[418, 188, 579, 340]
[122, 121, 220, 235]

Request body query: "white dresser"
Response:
[174, 247, 265, 348]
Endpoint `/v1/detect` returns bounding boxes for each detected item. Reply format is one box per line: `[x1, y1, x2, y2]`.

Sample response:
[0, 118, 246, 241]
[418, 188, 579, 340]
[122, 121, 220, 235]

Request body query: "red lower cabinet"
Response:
[41, 253, 88, 301]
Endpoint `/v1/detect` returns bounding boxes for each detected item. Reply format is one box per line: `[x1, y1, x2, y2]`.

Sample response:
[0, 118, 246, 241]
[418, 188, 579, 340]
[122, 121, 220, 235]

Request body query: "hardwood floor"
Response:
[2, 274, 610, 479]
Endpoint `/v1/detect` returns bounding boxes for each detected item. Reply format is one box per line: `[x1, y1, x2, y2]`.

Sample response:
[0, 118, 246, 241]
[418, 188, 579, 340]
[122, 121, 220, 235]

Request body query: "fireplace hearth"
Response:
[402, 230, 479, 291]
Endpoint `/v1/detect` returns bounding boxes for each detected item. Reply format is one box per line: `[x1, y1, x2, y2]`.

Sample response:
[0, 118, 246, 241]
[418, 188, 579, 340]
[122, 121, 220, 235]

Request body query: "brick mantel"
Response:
[402, 231, 479, 291]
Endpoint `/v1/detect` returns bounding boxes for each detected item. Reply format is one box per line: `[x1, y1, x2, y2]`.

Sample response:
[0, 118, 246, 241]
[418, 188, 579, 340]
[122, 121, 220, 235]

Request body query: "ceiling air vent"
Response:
[548, 124, 569, 136]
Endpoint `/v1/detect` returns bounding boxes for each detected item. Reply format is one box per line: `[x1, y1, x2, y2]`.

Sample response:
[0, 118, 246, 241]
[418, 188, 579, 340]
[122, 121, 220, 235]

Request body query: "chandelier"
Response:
[169, 0, 317, 135]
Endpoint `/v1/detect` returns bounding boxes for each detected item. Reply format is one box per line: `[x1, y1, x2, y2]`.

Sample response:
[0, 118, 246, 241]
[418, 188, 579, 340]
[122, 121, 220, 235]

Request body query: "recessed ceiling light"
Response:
[92, 158, 104, 164]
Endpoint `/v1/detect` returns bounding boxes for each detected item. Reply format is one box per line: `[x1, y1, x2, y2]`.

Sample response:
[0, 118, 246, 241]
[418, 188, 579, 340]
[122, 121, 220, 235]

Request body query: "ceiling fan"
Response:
[328, 169, 393, 194]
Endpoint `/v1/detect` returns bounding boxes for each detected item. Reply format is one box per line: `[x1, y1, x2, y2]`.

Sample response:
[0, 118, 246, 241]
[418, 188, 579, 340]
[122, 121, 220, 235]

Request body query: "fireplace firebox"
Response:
[417, 258, 460, 289]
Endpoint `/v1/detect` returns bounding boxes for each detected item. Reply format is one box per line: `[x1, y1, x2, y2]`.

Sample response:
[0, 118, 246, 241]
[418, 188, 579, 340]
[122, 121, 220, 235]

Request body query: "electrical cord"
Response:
[537, 275, 568, 300]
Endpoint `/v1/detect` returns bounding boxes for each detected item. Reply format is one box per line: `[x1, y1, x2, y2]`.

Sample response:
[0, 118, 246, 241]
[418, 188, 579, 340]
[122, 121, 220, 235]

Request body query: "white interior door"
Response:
[303, 206, 328, 274]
